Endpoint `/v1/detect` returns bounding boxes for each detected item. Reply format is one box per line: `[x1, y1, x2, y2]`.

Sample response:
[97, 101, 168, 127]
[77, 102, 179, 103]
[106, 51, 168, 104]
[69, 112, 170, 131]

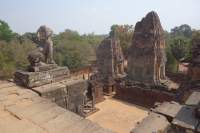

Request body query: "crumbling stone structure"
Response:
[14, 26, 98, 117]
[89, 73, 105, 103]
[14, 26, 70, 88]
[28, 77, 98, 117]
[115, 11, 179, 109]
[131, 91, 200, 133]
[188, 33, 200, 82]
[127, 11, 166, 85]
[96, 37, 125, 95]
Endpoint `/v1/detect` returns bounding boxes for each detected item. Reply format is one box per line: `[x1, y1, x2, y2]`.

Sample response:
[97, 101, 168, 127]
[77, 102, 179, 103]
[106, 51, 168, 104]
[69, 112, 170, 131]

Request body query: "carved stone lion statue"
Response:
[28, 25, 56, 68]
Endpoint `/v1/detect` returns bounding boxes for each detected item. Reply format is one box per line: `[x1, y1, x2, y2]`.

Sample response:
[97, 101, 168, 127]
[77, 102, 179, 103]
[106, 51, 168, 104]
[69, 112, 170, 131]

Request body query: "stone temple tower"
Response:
[96, 37, 125, 95]
[127, 11, 166, 85]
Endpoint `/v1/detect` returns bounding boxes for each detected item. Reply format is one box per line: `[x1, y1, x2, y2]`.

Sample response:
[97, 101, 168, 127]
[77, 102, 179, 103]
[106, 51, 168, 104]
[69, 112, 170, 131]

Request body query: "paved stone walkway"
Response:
[0, 81, 115, 133]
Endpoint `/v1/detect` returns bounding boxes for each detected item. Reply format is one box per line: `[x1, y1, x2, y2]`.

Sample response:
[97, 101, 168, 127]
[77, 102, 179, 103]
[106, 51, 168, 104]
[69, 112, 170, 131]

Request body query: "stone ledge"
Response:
[14, 67, 70, 88]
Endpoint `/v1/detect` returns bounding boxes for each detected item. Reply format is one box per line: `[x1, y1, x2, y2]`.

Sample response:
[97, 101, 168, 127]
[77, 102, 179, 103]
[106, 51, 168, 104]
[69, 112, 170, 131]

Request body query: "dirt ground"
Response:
[87, 97, 148, 133]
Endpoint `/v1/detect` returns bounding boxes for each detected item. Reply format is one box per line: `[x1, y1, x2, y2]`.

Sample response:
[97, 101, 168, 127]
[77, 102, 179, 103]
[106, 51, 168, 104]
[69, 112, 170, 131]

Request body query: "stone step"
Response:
[0, 103, 4, 110]
[0, 82, 16, 89]
[63, 119, 104, 133]
[0, 115, 45, 133]
[20, 125, 47, 133]
[32, 82, 65, 94]
[94, 129, 116, 133]
[0, 86, 18, 94]
[17, 96, 46, 107]
[42, 110, 83, 133]
[0, 90, 39, 107]
[5, 100, 57, 119]
[0, 80, 115, 133]
[0, 87, 34, 100]
[3, 96, 45, 110]
[0, 110, 11, 118]
[30, 106, 67, 124]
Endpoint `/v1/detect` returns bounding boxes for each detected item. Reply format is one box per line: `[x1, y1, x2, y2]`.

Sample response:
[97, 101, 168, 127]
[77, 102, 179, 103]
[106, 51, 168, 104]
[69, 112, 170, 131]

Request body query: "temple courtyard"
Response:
[87, 97, 148, 133]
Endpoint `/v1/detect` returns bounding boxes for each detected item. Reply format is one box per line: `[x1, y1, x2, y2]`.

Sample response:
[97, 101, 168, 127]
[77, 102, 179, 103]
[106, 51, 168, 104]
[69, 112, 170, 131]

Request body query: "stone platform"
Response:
[14, 66, 70, 88]
[31, 79, 98, 117]
[115, 78, 180, 108]
[0, 81, 115, 133]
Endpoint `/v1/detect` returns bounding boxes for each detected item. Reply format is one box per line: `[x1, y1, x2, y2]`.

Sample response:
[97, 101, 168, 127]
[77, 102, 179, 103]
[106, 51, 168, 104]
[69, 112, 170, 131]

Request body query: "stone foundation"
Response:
[31, 79, 98, 117]
[14, 66, 70, 88]
[115, 79, 180, 108]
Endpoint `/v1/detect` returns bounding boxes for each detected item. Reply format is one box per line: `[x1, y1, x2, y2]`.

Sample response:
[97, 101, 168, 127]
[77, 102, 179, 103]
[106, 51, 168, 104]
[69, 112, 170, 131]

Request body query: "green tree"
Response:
[109, 24, 134, 55]
[53, 29, 103, 69]
[0, 37, 36, 79]
[165, 24, 193, 72]
[0, 20, 14, 42]
[171, 24, 192, 38]
[170, 37, 190, 61]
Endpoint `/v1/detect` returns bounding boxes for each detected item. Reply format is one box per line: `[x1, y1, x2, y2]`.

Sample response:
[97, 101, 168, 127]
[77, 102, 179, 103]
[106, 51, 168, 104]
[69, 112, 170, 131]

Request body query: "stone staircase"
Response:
[0, 81, 115, 133]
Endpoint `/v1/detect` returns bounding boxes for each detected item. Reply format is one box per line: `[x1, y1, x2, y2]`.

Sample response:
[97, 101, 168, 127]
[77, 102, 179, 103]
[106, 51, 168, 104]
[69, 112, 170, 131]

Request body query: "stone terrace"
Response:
[0, 81, 115, 133]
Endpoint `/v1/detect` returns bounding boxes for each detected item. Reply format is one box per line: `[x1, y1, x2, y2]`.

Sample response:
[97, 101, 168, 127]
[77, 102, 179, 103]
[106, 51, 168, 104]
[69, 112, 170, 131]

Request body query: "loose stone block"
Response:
[152, 101, 182, 121]
[172, 106, 199, 131]
[131, 112, 170, 133]
[185, 91, 200, 106]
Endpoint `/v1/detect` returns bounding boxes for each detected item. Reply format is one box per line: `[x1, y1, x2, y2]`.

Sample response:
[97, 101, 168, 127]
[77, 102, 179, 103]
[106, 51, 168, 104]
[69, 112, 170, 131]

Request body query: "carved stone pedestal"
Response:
[14, 66, 70, 88]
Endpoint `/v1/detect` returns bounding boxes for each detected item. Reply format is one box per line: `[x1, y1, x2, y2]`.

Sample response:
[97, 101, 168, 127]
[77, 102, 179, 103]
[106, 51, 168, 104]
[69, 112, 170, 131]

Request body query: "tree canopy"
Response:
[0, 20, 14, 42]
[0, 20, 197, 78]
[109, 24, 134, 55]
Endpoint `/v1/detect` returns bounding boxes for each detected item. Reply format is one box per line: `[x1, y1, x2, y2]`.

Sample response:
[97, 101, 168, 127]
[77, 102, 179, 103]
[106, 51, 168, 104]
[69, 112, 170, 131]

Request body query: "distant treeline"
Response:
[0, 20, 199, 79]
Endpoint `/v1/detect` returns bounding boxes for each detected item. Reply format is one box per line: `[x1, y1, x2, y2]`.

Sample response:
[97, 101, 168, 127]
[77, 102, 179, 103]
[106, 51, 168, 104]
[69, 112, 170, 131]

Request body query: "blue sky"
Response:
[0, 0, 199, 34]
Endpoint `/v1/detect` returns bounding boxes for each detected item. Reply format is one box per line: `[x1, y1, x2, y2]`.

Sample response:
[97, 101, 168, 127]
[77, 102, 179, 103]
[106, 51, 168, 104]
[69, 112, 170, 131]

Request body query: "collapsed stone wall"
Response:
[131, 92, 200, 133]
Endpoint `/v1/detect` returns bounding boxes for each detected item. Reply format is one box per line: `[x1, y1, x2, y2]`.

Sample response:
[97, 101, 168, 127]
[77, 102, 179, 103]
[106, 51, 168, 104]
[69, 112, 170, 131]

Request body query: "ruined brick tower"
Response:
[188, 32, 200, 81]
[127, 11, 166, 84]
[96, 37, 125, 94]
